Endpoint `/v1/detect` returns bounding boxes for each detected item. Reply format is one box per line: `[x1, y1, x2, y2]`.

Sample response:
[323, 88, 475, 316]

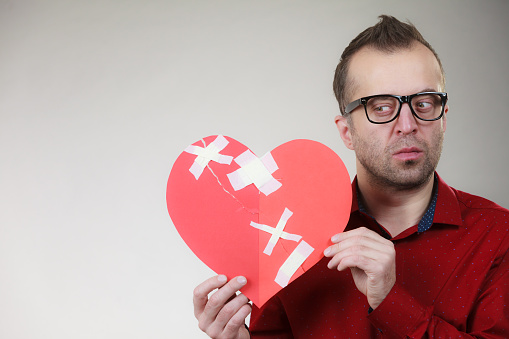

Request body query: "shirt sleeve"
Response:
[249, 296, 294, 338]
[368, 249, 509, 338]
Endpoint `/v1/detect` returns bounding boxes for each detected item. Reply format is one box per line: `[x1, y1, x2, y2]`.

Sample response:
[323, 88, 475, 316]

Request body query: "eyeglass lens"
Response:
[365, 93, 443, 123]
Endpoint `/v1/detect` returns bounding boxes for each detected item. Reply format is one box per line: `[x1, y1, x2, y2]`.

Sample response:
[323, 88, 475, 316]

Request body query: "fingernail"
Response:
[324, 247, 331, 256]
[331, 234, 340, 242]
[217, 275, 227, 283]
[237, 276, 247, 285]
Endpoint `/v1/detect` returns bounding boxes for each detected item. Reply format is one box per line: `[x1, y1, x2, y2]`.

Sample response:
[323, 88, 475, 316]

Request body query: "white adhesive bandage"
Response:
[184, 135, 233, 180]
[226, 150, 281, 196]
[274, 240, 314, 288]
[249, 208, 301, 256]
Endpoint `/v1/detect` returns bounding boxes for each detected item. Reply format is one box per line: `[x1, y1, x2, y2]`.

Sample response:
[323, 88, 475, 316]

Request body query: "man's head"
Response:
[334, 15, 448, 191]
[333, 15, 445, 115]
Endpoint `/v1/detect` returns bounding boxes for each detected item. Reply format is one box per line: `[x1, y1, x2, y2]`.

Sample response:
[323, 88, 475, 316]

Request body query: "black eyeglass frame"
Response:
[344, 91, 448, 124]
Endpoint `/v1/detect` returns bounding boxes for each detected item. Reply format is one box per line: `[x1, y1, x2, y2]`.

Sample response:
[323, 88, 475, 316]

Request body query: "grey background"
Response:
[1, 1, 507, 338]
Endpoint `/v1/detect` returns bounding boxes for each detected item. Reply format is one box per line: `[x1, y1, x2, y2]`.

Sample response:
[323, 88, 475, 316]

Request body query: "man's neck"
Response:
[356, 173, 435, 237]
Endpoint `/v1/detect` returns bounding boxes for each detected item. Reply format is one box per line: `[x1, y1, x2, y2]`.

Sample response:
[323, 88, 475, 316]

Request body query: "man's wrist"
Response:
[367, 283, 428, 338]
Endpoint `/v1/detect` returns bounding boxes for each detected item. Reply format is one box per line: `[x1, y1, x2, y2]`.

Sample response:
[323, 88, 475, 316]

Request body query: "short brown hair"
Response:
[332, 15, 445, 115]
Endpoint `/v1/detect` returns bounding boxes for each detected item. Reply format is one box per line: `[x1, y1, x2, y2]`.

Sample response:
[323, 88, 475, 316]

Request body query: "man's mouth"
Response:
[393, 147, 423, 161]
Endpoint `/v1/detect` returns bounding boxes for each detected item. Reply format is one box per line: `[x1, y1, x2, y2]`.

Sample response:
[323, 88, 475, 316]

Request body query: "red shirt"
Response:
[249, 174, 509, 338]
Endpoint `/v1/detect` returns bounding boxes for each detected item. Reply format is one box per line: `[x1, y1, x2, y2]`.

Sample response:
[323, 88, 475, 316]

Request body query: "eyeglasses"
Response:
[344, 92, 448, 124]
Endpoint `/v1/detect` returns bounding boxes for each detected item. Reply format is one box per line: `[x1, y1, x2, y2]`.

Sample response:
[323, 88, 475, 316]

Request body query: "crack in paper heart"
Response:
[199, 138, 301, 275]
[200, 138, 258, 216]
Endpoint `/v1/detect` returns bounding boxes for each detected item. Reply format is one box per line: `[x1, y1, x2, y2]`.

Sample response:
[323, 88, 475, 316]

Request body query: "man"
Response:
[192, 15, 509, 338]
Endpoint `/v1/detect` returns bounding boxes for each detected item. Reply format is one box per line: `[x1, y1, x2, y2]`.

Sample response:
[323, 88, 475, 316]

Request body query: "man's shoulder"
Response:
[452, 187, 508, 214]
[435, 174, 508, 227]
[447, 186, 509, 232]
[445, 186, 509, 260]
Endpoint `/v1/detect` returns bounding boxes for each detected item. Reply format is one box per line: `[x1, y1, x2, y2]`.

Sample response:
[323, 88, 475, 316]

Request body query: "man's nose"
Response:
[395, 103, 418, 135]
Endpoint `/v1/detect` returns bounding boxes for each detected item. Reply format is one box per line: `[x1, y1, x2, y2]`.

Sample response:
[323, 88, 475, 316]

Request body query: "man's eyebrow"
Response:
[420, 88, 440, 93]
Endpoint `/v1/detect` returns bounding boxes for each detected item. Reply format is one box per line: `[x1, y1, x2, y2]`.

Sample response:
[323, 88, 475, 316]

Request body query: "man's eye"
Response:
[416, 102, 432, 108]
[374, 106, 391, 112]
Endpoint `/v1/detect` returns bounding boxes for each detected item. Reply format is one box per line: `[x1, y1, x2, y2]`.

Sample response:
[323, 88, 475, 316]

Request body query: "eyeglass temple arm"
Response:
[345, 98, 363, 114]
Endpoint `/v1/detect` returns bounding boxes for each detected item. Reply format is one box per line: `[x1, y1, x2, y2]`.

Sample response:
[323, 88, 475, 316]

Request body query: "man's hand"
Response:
[193, 275, 251, 339]
[324, 227, 396, 310]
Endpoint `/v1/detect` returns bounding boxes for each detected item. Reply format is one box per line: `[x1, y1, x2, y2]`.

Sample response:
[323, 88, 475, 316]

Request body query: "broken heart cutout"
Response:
[167, 136, 351, 306]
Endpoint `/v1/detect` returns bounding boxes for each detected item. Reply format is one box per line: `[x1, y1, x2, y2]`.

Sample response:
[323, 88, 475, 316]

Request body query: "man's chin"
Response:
[389, 168, 434, 190]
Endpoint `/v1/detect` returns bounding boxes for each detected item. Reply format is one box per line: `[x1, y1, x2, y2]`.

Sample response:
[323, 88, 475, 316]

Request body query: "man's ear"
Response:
[335, 114, 354, 150]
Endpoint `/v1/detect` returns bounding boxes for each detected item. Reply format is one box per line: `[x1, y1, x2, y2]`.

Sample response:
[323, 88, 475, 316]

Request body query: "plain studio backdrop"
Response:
[1, 1, 508, 338]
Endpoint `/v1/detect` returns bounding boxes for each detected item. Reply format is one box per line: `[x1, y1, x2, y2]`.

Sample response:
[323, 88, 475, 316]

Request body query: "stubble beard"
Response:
[352, 128, 444, 191]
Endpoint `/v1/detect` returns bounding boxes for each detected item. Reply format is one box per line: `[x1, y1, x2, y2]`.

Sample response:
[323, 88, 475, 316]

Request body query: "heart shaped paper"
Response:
[167, 136, 351, 307]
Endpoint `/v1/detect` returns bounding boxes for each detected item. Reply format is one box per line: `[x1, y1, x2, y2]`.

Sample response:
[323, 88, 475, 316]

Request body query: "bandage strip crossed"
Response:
[250, 208, 315, 288]
[184, 135, 233, 179]
[250, 208, 301, 256]
[227, 150, 282, 196]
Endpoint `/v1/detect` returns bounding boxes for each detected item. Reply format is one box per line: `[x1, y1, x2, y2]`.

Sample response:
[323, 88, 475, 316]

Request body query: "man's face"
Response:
[336, 43, 448, 190]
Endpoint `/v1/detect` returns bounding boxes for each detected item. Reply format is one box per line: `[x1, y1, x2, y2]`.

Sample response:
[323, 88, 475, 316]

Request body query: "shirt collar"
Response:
[432, 172, 463, 227]
[350, 172, 463, 233]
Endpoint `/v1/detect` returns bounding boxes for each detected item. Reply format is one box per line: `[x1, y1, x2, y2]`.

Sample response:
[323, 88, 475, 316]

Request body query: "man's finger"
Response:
[326, 244, 388, 269]
[200, 276, 247, 323]
[331, 227, 389, 244]
[325, 227, 393, 257]
[193, 274, 227, 319]
[222, 303, 252, 337]
[207, 293, 251, 336]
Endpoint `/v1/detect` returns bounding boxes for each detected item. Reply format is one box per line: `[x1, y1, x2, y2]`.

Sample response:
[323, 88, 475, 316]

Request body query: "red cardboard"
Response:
[167, 136, 351, 306]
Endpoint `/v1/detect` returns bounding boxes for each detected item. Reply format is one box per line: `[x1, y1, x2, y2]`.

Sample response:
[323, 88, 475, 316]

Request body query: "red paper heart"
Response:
[167, 136, 351, 307]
